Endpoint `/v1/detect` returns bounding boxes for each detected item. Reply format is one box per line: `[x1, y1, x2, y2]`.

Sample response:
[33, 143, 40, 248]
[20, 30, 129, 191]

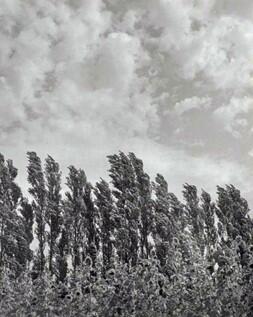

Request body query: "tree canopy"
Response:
[0, 151, 253, 317]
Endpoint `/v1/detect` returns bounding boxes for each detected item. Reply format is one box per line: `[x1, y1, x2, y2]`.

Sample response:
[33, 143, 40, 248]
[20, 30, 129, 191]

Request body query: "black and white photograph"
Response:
[1, 0, 253, 316]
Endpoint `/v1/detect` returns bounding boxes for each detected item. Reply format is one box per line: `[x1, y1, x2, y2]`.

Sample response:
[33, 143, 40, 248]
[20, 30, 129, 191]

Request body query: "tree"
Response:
[153, 174, 178, 268]
[45, 155, 62, 275]
[183, 184, 205, 255]
[201, 190, 217, 257]
[64, 166, 87, 272]
[1, 150, 253, 315]
[16, 198, 34, 270]
[27, 151, 46, 275]
[217, 185, 253, 244]
[0, 154, 25, 275]
[95, 179, 115, 272]
[129, 152, 154, 259]
[108, 152, 140, 266]
[83, 181, 99, 266]
[55, 227, 68, 282]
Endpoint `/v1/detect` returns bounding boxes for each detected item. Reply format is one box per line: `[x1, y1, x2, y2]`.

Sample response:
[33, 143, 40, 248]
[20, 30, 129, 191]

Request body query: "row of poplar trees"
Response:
[0, 151, 253, 285]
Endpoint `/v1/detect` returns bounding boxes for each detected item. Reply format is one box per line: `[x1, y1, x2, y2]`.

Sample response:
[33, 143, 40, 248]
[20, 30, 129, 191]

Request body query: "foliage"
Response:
[0, 151, 253, 316]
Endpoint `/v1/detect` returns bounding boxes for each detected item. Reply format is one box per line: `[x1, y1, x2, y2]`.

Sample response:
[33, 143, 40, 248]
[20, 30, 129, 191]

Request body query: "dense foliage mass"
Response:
[0, 151, 253, 316]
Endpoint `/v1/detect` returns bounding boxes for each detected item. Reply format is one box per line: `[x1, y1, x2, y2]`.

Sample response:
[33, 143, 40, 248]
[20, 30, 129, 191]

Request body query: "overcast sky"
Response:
[1, 0, 253, 206]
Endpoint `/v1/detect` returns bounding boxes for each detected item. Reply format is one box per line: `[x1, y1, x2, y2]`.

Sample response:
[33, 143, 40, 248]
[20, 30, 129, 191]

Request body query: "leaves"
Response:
[0, 151, 253, 315]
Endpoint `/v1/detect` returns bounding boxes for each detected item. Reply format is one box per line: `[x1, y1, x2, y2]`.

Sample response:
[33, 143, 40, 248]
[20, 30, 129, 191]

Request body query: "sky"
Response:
[1, 0, 253, 206]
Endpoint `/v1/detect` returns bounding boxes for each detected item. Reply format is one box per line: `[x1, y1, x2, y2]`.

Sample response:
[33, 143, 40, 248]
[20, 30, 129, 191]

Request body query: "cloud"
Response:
[182, 16, 253, 92]
[174, 96, 211, 116]
[0, 0, 253, 207]
[213, 97, 253, 137]
[0, 0, 156, 142]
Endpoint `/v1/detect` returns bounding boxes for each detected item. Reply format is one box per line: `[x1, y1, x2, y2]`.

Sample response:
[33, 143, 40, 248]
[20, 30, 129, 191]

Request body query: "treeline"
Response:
[1, 151, 253, 316]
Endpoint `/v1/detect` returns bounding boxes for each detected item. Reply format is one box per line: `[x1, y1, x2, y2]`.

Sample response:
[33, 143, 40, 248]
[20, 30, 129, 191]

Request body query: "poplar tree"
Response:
[55, 228, 68, 282]
[16, 198, 34, 270]
[27, 151, 46, 274]
[129, 152, 154, 259]
[153, 174, 177, 267]
[64, 166, 86, 272]
[95, 179, 115, 272]
[217, 185, 252, 243]
[216, 185, 253, 269]
[20, 198, 33, 256]
[0, 154, 24, 274]
[45, 155, 62, 275]
[108, 152, 140, 266]
[183, 184, 205, 255]
[83, 181, 99, 266]
[1, 151, 253, 315]
[201, 190, 217, 257]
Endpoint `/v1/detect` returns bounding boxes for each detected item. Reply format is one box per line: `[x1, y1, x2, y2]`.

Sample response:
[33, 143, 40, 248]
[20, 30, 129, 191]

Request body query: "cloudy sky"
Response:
[1, 0, 253, 205]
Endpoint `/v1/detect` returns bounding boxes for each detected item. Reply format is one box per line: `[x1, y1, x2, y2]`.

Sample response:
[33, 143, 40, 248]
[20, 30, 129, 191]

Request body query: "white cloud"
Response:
[0, 0, 253, 207]
[0, 0, 156, 140]
[181, 17, 253, 92]
[174, 96, 211, 116]
[213, 97, 253, 137]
